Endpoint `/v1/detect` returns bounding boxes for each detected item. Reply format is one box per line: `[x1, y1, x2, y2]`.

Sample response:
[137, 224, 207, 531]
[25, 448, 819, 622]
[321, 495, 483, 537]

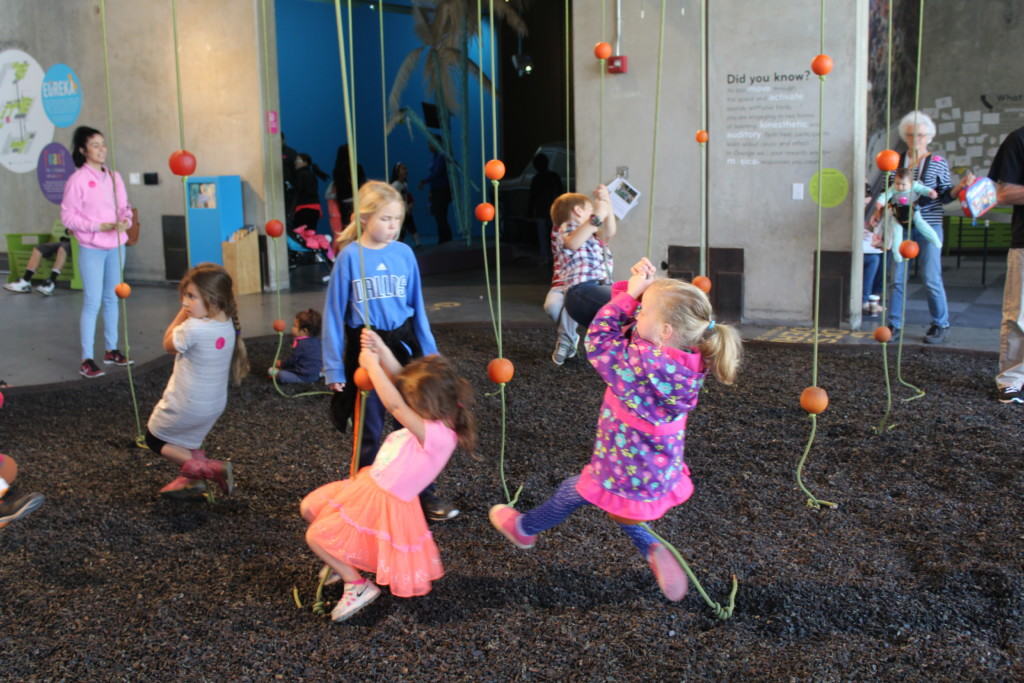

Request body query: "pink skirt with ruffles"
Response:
[302, 469, 443, 597]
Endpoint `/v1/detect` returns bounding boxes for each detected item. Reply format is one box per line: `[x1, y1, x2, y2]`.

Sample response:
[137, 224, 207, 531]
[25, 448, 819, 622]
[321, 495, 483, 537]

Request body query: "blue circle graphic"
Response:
[41, 64, 82, 128]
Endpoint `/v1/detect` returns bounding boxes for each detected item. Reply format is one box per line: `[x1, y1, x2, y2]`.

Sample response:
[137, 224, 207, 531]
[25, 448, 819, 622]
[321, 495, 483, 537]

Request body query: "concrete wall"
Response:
[573, 0, 867, 325]
[1, 0, 284, 285]
[917, 2, 1024, 175]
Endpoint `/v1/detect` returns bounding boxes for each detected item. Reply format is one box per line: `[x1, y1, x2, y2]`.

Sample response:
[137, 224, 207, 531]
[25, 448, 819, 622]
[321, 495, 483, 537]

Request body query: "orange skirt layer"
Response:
[303, 470, 443, 597]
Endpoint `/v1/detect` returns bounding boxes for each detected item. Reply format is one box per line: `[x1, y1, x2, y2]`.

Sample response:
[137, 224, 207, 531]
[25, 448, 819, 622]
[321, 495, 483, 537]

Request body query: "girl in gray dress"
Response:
[145, 264, 249, 497]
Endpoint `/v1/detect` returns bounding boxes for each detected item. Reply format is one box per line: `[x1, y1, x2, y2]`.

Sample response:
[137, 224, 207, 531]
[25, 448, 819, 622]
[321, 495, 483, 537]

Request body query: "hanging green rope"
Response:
[98, 0, 144, 446]
[598, 0, 606, 180]
[254, 0, 330, 399]
[698, 0, 708, 276]
[476, 0, 518, 507]
[641, 524, 737, 620]
[478, 0, 486, 200]
[564, 0, 571, 191]
[169, 0, 194, 269]
[378, 3, 389, 177]
[643, 0, 667, 260]
[333, 0, 373, 478]
[894, 0, 927, 403]
[873, 0, 897, 434]
[795, 0, 837, 511]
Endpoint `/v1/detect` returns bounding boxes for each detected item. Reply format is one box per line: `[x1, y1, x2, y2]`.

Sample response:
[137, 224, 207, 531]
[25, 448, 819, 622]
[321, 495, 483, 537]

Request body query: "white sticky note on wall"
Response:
[963, 122, 980, 134]
[952, 108, 961, 118]
[938, 122, 956, 134]
[935, 96, 953, 108]
[966, 145, 983, 157]
[945, 140, 956, 151]
[983, 112, 1000, 125]
[964, 110, 981, 122]
[792, 183, 804, 200]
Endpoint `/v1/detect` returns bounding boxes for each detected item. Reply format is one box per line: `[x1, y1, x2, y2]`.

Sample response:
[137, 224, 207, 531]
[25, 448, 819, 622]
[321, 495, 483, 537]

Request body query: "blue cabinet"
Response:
[185, 175, 243, 266]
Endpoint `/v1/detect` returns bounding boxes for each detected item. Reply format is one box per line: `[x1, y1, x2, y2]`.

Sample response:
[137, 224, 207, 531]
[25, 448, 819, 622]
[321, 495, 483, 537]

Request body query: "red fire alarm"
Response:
[607, 55, 628, 74]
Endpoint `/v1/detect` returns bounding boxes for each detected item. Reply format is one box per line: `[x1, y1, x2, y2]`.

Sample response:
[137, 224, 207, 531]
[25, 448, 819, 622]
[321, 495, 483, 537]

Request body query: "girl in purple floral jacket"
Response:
[490, 258, 742, 601]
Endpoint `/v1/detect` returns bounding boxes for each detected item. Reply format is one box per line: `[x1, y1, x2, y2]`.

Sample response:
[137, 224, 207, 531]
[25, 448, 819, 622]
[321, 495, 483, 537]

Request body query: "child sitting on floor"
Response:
[269, 308, 323, 384]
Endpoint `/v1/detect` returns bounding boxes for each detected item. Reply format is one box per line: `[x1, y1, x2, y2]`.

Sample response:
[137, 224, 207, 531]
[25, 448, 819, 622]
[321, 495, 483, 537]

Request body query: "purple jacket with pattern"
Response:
[575, 284, 706, 520]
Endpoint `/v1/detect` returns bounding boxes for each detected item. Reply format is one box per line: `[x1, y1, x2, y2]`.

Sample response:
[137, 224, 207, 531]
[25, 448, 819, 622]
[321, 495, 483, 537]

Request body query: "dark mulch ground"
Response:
[1, 328, 1022, 680]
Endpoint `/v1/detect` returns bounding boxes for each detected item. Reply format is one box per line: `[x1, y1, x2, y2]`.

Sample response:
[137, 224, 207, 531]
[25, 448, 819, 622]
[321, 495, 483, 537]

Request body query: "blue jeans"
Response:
[888, 223, 948, 329]
[565, 280, 612, 330]
[862, 253, 882, 302]
[78, 244, 124, 360]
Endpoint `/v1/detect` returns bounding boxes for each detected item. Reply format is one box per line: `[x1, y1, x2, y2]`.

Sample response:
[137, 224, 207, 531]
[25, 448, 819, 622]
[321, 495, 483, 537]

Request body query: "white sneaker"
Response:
[3, 279, 31, 293]
[331, 580, 381, 622]
[34, 281, 55, 296]
[551, 338, 578, 366]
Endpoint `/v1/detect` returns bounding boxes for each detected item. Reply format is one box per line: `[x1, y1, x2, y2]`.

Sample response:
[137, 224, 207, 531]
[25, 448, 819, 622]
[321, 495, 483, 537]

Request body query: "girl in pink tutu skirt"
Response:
[301, 329, 475, 622]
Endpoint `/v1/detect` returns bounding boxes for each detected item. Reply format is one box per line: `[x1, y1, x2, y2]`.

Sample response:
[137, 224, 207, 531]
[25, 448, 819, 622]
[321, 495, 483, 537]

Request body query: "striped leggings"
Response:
[519, 475, 659, 558]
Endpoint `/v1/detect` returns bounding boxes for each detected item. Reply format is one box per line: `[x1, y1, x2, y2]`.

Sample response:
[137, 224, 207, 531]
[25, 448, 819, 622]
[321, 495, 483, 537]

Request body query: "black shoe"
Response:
[997, 386, 1024, 404]
[0, 492, 45, 527]
[923, 324, 949, 344]
[420, 490, 459, 521]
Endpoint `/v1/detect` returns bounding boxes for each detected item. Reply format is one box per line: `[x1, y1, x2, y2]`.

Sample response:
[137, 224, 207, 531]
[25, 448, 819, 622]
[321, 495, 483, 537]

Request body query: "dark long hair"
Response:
[179, 263, 250, 385]
[71, 126, 103, 168]
[394, 355, 477, 454]
[297, 153, 328, 181]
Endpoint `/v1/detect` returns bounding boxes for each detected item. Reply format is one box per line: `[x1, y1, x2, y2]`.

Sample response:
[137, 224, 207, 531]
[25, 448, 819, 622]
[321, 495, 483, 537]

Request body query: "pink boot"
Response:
[180, 453, 235, 496]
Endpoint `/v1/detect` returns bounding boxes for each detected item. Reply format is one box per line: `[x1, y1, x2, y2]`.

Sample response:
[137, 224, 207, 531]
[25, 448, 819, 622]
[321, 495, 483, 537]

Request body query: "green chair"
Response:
[5, 220, 83, 290]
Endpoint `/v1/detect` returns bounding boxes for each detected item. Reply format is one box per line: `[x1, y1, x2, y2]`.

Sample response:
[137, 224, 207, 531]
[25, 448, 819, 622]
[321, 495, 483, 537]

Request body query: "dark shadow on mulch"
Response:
[1, 328, 1021, 680]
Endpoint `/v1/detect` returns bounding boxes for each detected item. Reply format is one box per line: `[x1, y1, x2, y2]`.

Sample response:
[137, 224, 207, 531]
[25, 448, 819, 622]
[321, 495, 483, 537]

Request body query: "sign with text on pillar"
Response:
[41, 64, 82, 128]
[37, 142, 74, 204]
[0, 49, 55, 173]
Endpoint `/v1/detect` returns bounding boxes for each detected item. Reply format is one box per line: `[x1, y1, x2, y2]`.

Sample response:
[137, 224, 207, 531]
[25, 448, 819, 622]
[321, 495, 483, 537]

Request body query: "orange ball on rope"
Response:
[800, 386, 829, 414]
[485, 159, 506, 181]
[265, 219, 284, 238]
[272, 319, 287, 333]
[475, 202, 495, 222]
[168, 150, 196, 176]
[487, 358, 515, 384]
[594, 42, 612, 60]
[695, 130, 709, 144]
[873, 326, 892, 343]
[811, 54, 833, 76]
[353, 367, 374, 391]
[692, 275, 712, 294]
[899, 240, 920, 259]
[114, 282, 131, 299]
[875, 149, 900, 172]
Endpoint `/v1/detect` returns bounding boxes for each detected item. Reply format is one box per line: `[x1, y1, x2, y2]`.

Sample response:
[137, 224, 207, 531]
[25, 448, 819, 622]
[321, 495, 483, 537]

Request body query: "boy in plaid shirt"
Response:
[543, 186, 617, 365]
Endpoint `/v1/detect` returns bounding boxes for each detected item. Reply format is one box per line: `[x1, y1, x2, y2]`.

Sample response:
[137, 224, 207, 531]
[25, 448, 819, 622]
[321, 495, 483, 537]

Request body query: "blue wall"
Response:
[275, 0, 496, 244]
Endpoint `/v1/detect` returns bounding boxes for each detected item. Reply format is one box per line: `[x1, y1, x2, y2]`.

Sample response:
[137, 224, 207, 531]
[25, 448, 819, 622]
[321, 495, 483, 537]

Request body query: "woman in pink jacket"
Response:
[60, 126, 134, 378]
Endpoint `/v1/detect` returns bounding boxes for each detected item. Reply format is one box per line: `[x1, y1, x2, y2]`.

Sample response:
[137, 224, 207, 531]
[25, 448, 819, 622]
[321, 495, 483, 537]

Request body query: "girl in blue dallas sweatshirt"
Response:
[323, 181, 456, 518]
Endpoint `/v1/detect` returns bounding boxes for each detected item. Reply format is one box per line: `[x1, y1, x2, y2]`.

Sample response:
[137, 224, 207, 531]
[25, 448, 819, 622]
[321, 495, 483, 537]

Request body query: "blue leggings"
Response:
[519, 475, 659, 558]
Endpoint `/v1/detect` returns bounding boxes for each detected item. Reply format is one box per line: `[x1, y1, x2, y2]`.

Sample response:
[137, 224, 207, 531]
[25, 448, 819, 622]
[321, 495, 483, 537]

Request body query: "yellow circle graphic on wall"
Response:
[808, 168, 849, 208]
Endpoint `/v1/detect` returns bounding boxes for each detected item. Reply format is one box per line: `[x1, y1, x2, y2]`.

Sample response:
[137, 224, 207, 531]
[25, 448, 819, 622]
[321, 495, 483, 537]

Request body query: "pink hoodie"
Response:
[60, 164, 132, 250]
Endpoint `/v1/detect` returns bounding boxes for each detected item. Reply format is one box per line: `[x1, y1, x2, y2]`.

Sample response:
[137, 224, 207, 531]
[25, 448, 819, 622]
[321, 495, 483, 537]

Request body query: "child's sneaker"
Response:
[3, 279, 31, 293]
[0, 491, 45, 528]
[79, 359, 105, 379]
[647, 542, 688, 601]
[331, 580, 381, 622]
[103, 349, 134, 366]
[551, 338, 578, 366]
[34, 281, 55, 296]
[489, 504, 536, 549]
